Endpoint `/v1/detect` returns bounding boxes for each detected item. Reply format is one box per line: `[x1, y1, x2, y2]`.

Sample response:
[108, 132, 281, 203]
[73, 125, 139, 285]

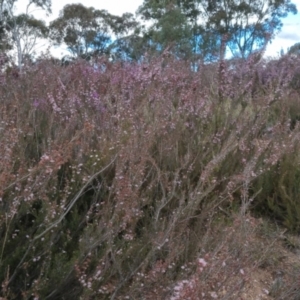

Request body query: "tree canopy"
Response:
[49, 4, 137, 60]
[0, 0, 51, 67]
[288, 42, 300, 56]
[137, 0, 297, 60]
[0, 0, 298, 66]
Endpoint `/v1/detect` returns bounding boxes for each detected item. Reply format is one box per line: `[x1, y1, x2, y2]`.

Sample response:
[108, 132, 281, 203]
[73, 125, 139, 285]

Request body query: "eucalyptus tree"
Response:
[0, 0, 51, 68]
[100, 12, 140, 60]
[113, 9, 193, 61]
[108, 29, 152, 62]
[137, 0, 298, 60]
[288, 42, 300, 56]
[8, 14, 48, 67]
[199, 0, 297, 59]
[136, 0, 203, 61]
[108, 12, 138, 37]
[49, 3, 138, 60]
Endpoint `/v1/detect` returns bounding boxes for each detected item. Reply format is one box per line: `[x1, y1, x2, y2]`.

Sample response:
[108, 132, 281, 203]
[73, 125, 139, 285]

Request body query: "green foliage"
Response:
[8, 14, 48, 37]
[202, 0, 297, 58]
[137, 0, 221, 61]
[137, 0, 298, 60]
[0, 0, 51, 66]
[288, 42, 300, 56]
[252, 151, 300, 231]
[49, 4, 138, 60]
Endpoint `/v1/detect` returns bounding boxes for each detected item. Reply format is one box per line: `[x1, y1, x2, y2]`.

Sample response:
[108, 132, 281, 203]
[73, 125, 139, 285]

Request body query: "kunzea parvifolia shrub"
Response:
[0, 54, 300, 299]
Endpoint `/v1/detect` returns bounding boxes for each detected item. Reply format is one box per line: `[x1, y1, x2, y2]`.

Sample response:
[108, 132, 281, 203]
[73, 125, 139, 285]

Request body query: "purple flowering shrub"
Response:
[0, 54, 300, 299]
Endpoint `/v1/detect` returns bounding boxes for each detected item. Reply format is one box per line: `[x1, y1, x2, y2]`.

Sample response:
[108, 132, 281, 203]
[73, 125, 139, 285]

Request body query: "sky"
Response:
[16, 0, 300, 58]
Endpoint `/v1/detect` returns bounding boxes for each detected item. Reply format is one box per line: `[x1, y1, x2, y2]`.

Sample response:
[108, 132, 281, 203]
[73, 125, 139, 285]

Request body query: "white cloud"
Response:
[17, 0, 143, 22]
[265, 0, 300, 57]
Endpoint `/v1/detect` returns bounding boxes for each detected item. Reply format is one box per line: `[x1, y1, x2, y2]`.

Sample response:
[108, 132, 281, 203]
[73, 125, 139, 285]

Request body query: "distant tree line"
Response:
[0, 0, 299, 68]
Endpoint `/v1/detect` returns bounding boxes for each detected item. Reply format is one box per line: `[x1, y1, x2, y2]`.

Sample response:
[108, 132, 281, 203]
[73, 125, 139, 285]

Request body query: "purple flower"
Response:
[33, 99, 40, 108]
[32, 98, 47, 110]
[92, 92, 99, 99]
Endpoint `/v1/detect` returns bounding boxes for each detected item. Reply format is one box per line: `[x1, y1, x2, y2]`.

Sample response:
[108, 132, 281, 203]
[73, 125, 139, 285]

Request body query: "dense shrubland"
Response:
[1, 54, 300, 299]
